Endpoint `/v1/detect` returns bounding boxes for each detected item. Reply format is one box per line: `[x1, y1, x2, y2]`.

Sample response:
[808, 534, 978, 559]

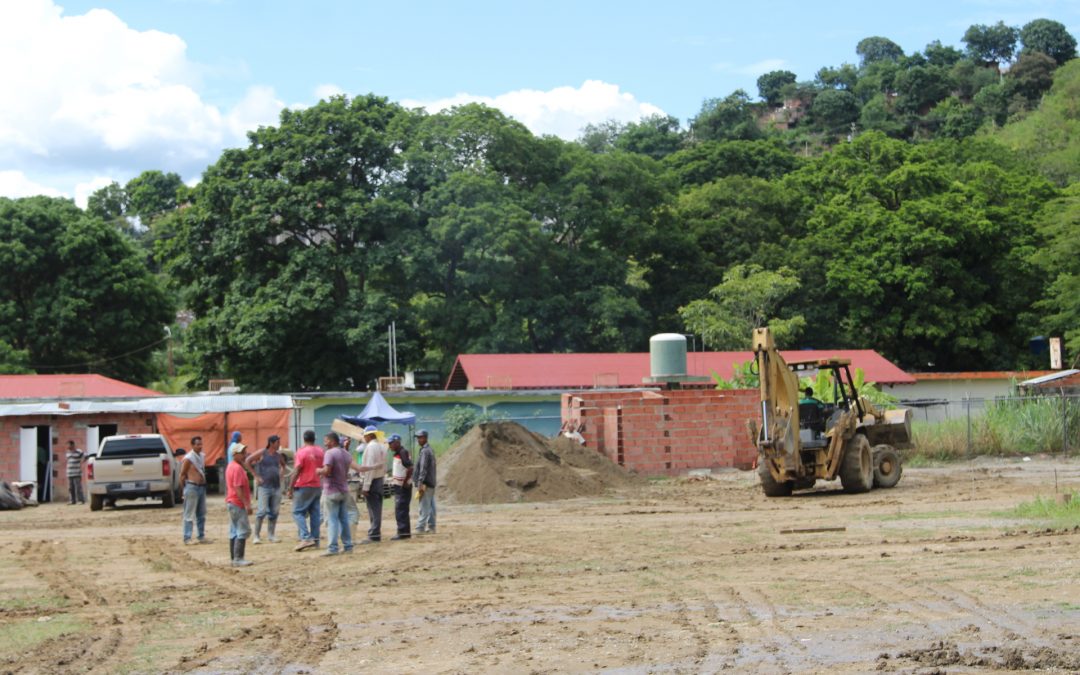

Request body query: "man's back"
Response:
[294, 445, 325, 488]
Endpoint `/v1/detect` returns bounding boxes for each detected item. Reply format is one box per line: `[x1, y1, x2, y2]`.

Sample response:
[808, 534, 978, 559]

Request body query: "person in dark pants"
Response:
[387, 434, 413, 540]
[356, 426, 388, 544]
[65, 441, 86, 505]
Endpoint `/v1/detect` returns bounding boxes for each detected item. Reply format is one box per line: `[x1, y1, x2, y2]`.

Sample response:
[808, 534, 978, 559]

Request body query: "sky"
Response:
[2, 0, 1078, 206]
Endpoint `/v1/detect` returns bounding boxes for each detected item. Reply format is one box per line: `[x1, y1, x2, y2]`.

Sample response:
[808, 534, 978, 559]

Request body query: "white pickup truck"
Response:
[87, 434, 181, 511]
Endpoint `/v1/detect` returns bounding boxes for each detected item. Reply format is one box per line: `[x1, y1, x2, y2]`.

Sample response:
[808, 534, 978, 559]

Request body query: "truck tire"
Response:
[161, 489, 175, 508]
[90, 494, 104, 511]
[839, 435, 873, 493]
[872, 445, 902, 488]
[758, 460, 793, 497]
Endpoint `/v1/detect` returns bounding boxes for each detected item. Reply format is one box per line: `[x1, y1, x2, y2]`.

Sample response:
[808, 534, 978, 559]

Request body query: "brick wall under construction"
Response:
[561, 388, 759, 476]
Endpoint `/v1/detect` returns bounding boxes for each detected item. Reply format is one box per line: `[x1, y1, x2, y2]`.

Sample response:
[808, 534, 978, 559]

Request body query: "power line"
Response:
[27, 335, 170, 370]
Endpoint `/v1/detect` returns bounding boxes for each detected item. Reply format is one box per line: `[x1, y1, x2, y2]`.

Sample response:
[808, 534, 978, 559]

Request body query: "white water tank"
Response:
[649, 333, 687, 379]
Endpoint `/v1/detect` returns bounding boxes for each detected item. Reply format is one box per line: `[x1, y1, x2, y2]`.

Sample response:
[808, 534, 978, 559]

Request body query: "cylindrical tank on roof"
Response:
[649, 333, 687, 379]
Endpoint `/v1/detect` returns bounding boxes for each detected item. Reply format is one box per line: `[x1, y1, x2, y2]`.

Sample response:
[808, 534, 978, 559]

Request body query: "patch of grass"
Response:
[149, 559, 173, 573]
[0, 616, 86, 656]
[4, 592, 71, 612]
[1009, 492, 1080, 529]
[910, 395, 1080, 461]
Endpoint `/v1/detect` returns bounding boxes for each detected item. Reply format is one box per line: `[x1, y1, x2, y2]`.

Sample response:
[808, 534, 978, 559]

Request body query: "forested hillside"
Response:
[2, 19, 1078, 390]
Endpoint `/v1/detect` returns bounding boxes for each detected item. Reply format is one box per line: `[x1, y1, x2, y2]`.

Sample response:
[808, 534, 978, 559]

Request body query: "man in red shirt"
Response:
[226, 443, 254, 567]
[289, 430, 325, 551]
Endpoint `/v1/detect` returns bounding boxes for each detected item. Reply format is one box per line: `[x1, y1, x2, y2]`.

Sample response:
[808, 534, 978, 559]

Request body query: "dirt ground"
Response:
[1, 457, 1078, 674]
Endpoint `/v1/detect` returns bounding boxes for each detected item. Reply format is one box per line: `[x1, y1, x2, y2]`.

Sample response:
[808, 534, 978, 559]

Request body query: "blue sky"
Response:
[2, 0, 1078, 204]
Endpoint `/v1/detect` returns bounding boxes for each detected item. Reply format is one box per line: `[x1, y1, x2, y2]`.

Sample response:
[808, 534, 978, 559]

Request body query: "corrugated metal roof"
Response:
[0, 394, 294, 418]
[446, 350, 915, 390]
[1020, 370, 1080, 387]
[0, 374, 161, 399]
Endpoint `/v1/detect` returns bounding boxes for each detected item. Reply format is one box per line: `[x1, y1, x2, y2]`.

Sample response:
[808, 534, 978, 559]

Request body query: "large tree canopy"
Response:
[0, 196, 173, 382]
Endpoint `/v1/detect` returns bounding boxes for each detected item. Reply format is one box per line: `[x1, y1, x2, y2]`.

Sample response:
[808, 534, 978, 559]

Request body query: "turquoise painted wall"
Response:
[307, 395, 561, 446]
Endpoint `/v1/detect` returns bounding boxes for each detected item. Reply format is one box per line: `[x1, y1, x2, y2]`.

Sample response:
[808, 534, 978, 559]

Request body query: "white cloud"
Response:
[403, 80, 665, 140]
[0, 171, 67, 200]
[74, 176, 116, 209]
[0, 0, 284, 202]
[314, 83, 345, 100]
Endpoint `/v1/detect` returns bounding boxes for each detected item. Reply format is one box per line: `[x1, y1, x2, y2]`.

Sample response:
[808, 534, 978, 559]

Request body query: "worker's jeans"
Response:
[364, 478, 384, 541]
[256, 485, 281, 522]
[292, 487, 321, 543]
[67, 476, 84, 504]
[182, 483, 207, 541]
[324, 491, 353, 554]
[392, 483, 412, 536]
[227, 503, 251, 540]
[417, 486, 436, 533]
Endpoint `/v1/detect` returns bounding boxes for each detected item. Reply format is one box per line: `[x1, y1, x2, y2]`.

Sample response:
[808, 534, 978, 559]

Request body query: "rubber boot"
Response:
[234, 538, 253, 567]
[253, 516, 264, 544]
[229, 538, 236, 565]
[267, 519, 279, 543]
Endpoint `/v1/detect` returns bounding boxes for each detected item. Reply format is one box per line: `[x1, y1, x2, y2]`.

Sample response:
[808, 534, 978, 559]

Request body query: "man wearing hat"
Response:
[387, 434, 413, 540]
[412, 429, 437, 535]
[225, 442, 254, 567]
[355, 425, 388, 543]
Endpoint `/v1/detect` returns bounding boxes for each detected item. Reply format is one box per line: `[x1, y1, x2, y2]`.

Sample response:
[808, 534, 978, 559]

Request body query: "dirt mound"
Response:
[438, 422, 640, 504]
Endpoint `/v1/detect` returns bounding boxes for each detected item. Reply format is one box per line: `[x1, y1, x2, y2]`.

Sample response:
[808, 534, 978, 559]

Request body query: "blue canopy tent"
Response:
[339, 391, 416, 429]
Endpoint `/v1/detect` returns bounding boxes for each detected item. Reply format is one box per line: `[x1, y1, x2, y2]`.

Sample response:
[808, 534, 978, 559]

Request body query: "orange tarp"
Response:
[156, 410, 290, 465]
[156, 413, 225, 464]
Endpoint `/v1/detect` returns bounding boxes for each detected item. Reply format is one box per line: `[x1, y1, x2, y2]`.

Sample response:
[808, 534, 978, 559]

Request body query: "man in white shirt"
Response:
[356, 426, 388, 544]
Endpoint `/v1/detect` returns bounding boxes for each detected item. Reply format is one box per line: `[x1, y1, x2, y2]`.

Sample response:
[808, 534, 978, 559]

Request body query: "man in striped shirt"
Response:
[65, 441, 86, 505]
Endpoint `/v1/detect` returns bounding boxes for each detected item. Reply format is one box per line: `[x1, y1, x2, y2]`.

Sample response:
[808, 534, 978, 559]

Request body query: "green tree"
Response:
[855, 37, 904, 66]
[923, 40, 964, 67]
[679, 264, 806, 350]
[163, 95, 420, 390]
[893, 65, 952, 116]
[0, 196, 173, 383]
[1006, 51, 1058, 105]
[614, 114, 684, 159]
[811, 89, 860, 134]
[815, 63, 859, 90]
[963, 21, 1019, 69]
[690, 91, 761, 142]
[995, 60, 1080, 185]
[663, 138, 800, 186]
[1019, 18, 1077, 65]
[1031, 184, 1080, 357]
[757, 70, 797, 107]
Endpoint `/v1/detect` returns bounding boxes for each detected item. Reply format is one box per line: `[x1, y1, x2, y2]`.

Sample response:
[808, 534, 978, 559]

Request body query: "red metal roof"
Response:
[0, 374, 162, 400]
[446, 350, 915, 390]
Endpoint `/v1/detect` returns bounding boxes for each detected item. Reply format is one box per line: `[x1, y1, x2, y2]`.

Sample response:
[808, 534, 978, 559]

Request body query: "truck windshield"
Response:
[99, 438, 168, 458]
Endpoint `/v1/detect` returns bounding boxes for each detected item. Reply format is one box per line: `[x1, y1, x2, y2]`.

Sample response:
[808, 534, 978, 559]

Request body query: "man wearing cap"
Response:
[355, 425, 388, 543]
[387, 434, 413, 540]
[225, 442, 254, 567]
[290, 430, 324, 551]
[245, 435, 287, 544]
[413, 430, 437, 535]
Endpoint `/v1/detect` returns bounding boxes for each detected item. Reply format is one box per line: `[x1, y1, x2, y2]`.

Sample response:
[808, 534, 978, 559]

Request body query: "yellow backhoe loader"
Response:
[750, 327, 912, 497]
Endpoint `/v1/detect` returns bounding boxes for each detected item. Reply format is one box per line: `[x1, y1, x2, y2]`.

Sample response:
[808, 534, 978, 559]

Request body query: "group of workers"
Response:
[176, 426, 437, 566]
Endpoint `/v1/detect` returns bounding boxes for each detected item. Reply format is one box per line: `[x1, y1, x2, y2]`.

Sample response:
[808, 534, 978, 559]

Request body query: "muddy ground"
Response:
[1, 458, 1078, 674]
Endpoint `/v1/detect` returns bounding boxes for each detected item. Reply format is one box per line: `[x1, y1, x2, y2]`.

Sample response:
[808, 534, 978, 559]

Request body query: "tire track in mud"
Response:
[5, 540, 131, 675]
[130, 537, 338, 673]
[715, 585, 804, 673]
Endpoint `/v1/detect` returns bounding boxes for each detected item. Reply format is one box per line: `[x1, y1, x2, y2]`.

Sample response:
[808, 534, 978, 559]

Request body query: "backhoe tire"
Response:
[839, 435, 873, 494]
[872, 445, 902, 489]
[161, 489, 175, 508]
[758, 460, 793, 497]
[90, 494, 104, 511]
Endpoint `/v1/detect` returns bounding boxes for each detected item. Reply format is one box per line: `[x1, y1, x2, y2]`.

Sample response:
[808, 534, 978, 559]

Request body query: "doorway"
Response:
[20, 426, 53, 503]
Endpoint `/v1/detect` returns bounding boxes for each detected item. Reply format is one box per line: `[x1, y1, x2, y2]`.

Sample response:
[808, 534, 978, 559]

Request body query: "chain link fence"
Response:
[903, 392, 1080, 458]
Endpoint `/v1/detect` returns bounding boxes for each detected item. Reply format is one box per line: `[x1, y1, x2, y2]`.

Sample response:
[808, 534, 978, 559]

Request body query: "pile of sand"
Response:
[437, 421, 640, 504]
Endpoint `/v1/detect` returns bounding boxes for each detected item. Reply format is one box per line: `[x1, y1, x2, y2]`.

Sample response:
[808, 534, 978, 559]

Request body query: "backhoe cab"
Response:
[750, 327, 911, 497]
